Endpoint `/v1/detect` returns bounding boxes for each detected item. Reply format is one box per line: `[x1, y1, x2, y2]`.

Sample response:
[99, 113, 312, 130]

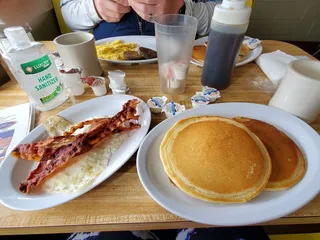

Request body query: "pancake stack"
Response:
[191, 45, 206, 64]
[160, 116, 306, 203]
[234, 117, 306, 191]
[191, 44, 250, 65]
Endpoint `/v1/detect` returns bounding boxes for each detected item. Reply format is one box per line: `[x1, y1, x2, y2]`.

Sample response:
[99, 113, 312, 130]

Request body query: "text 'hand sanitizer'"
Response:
[3, 26, 68, 111]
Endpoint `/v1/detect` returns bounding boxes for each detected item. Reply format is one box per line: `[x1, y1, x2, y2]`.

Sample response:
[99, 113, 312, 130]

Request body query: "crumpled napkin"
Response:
[255, 50, 297, 85]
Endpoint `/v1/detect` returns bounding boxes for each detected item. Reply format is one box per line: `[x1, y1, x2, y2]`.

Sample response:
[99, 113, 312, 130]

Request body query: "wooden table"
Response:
[0, 41, 319, 235]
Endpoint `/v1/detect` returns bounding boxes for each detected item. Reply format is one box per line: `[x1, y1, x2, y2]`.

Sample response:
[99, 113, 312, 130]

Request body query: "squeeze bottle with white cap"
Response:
[201, 0, 251, 89]
[2, 26, 68, 111]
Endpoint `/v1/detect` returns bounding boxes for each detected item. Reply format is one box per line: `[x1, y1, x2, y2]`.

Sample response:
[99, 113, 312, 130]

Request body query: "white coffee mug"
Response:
[269, 59, 320, 123]
[53, 32, 102, 77]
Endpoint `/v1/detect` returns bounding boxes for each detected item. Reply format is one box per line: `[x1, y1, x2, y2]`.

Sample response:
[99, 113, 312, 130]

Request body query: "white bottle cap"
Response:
[4, 26, 31, 48]
[212, 0, 251, 25]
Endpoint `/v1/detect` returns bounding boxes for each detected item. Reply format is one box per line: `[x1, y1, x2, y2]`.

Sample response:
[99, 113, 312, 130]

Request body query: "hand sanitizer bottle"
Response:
[3, 26, 68, 111]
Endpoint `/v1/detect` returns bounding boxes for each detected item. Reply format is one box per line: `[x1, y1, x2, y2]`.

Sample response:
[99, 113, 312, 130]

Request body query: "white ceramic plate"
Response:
[137, 103, 320, 226]
[96, 35, 157, 64]
[191, 36, 263, 68]
[0, 95, 151, 211]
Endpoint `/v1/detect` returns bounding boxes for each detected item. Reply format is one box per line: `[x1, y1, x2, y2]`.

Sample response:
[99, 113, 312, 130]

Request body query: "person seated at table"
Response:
[60, 0, 220, 40]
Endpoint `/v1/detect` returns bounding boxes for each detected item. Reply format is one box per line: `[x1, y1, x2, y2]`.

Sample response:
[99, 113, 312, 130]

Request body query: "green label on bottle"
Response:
[40, 83, 63, 104]
[20, 55, 52, 75]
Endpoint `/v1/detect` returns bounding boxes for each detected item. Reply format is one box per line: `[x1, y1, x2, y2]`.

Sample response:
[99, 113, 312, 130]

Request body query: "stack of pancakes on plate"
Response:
[191, 45, 206, 65]
[160, 116, 306, 203]
[191, 44, 250, 65]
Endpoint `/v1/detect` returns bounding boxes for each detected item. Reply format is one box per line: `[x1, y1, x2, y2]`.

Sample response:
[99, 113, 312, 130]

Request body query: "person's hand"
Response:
[128, 0, 184, 22]
[93, 0, 131, 23]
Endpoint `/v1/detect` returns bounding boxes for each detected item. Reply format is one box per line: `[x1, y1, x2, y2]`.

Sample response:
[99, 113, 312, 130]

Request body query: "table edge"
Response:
[1, 217, 320, 235]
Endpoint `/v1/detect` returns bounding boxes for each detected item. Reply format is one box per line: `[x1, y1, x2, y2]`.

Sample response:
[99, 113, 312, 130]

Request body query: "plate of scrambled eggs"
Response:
[96, 35, 157, 64]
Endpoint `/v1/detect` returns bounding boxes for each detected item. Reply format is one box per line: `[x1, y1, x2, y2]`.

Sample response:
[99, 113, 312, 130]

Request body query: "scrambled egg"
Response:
[96, 40, 138, 60]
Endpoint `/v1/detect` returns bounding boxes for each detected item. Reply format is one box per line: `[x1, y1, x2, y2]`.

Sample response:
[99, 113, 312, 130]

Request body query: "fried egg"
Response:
[42, 116, 128, 193]
[43, 132, 128, 193]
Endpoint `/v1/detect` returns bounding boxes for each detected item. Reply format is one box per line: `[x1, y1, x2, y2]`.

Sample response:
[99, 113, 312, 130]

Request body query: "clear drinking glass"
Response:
[154, 14, 198, 95]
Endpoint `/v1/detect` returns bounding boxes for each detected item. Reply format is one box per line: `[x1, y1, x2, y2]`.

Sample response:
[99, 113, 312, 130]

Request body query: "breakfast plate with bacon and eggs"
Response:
[0, 95, 151, 211]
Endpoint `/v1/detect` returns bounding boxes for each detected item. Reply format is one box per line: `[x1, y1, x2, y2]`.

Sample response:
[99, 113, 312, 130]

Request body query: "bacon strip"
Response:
[12, 135, 78, 162]
[17, 99, 140, 193]
[13, 118, 111, 162]
[12, 103, 135, 161]
[63, 118, 110, 136]
[12, 124, 134, 162]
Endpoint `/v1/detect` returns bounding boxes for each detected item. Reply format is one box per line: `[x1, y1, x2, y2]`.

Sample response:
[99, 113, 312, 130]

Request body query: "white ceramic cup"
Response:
[269, 59, 320, 123]
[53, 32, 102, 77]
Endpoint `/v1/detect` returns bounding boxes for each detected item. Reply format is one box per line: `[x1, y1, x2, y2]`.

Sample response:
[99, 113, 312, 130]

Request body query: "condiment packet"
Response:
[81, 76, 96, 86]
[52, 51, 64, 69]
[108, 70, 126, 89]
[173, 61, 188, 80]
[162, 102, 186, 118]
[147, 96, 167, 113]
[60, 67, 82, 74]
[91, 77, 105, 87]
[160, 61, 189, 90]
[109, 85, 130, 95]
[108, 70, 130, 94]
[202, 86, 221, 103]
[243, 37, 261, 50]
[108, 70, 125, 78]
[59, 67, 84, 96]
[191, 93, 210, 108]
[160, 63, 179, 89]
[82, 76, 107, 96]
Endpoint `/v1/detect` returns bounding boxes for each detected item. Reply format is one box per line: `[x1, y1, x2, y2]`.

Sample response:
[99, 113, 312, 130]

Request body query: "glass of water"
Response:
[154, 14, 198, 95]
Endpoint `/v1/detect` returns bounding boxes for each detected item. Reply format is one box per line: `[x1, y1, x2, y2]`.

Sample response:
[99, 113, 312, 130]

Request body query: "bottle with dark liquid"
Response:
[201, 0, 251, 89]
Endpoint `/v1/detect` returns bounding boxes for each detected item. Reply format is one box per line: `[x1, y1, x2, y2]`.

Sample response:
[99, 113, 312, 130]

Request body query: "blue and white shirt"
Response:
[60, 0, 221, 39]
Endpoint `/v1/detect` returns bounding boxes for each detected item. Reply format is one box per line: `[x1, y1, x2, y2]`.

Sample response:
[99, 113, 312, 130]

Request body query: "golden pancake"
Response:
[236, 55, 244, 64]
[192, 45, 206, 62]
[234, 117, 306, 191]
[160, 116, 272, 203]
[239, 44, 250, 56]
[192, 44, 249, 65]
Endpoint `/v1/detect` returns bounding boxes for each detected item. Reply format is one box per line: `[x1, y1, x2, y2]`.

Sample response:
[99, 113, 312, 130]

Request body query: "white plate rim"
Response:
[137, 102, 320, 226]
[95, 35, 158, 64]
[191, 36, 263, 67]
[0, 95, 151, 211]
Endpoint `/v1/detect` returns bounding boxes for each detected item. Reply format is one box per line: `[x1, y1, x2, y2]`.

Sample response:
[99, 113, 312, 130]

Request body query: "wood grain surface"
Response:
[0, 40, 319, 235]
